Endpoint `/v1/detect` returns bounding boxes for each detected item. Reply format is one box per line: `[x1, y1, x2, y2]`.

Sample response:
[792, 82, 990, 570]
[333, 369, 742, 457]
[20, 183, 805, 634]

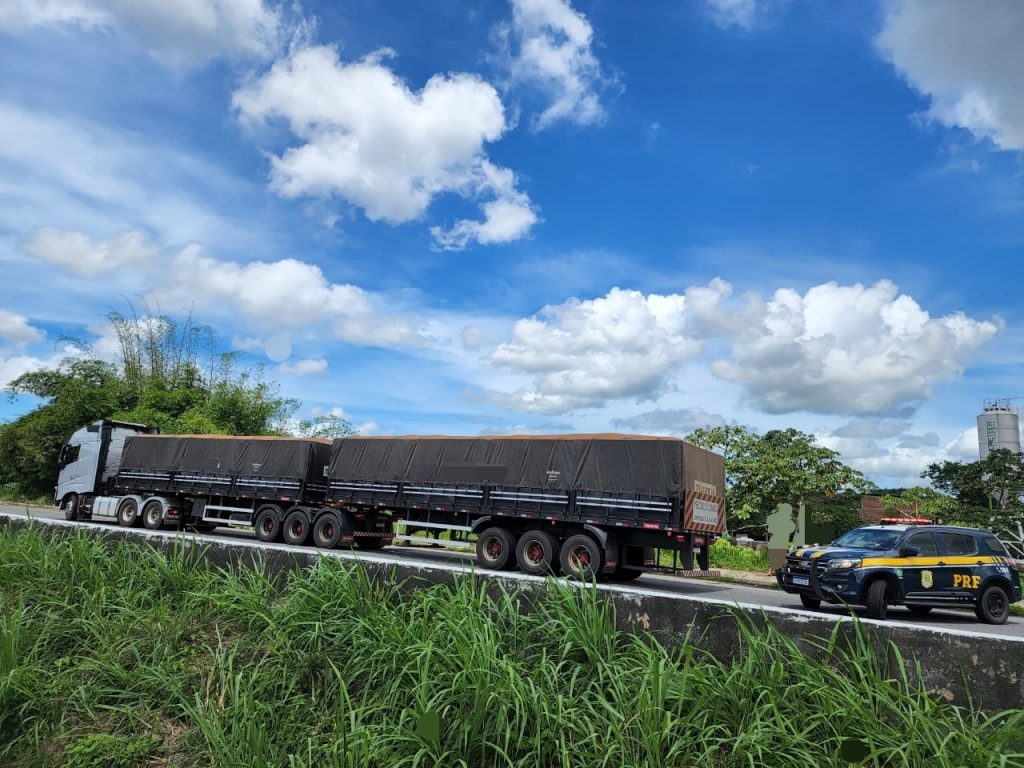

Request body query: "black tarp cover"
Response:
[121, 435, 331, 483]
[329, 435, 725, 499]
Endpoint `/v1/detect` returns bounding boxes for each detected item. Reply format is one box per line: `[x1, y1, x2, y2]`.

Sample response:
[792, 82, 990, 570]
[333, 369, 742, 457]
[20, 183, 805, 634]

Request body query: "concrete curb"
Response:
[2, 513, 1022, 710]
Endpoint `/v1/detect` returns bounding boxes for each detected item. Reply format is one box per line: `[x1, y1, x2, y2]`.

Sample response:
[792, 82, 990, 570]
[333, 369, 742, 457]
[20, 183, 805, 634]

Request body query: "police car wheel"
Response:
[866, 579, 889, 620]
[975, 585, 1010, 625]
[799, 593, 821, 610]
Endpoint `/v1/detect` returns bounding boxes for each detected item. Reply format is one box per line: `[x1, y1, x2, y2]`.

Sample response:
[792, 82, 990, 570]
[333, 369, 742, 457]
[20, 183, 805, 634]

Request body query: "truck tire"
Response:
[865, 578, 889, 621]
[610, 567, 643, 582]
[516, 529, 559, 576]
[253, 506, 282, 543]
[312, 514, 342, 549]
[559, 534, 603, 581]
[476, 527, 516, 570]
[117, 498, 140, 528]
[975, 585, 1010, 625]
[142, 499, 164, 530]
[62, 494, 79, 521]
[282, 509, 311, 546]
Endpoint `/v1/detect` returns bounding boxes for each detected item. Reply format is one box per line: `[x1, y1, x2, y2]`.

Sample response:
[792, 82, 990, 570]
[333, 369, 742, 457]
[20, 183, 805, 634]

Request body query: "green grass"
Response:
[655, 537, 771, 573]
[0, 526, 1021, 767]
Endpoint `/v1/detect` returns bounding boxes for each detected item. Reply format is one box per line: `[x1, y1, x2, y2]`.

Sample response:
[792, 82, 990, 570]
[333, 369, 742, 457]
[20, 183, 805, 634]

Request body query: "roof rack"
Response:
[879, 517, 932, 525]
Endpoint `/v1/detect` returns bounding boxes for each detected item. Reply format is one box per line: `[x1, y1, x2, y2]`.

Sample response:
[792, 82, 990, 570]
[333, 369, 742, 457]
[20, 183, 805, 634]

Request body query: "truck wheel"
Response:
[62, 494, 79, 521]
[142, 499, 164, 530]
[799, 593, 821, 610]
[865, 578, 889, 621]
[476, 527, 516, 570]
[312, 514, 342, 549]
[975, 585, 1010, 625]
[516, 529, 559, 575]
[117, 498, 140, 528]
[282, 509, 310, 546]
[559, 534, 603, 581]
[253, 507, 282, 542]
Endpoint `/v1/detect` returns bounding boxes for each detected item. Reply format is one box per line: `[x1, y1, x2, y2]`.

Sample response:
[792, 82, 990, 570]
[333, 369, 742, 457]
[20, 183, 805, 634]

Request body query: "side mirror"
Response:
[57, 445, 68, 466]
[899, 546, 921, 558]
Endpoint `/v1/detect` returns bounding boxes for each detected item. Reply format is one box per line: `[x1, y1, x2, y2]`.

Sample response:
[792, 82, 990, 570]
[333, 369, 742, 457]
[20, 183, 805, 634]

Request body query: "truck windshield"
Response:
[831, 529, 902, 550]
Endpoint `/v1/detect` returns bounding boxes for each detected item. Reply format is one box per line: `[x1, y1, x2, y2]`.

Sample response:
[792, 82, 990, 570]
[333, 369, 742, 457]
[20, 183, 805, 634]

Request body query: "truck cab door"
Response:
[55, 426, 102, 500]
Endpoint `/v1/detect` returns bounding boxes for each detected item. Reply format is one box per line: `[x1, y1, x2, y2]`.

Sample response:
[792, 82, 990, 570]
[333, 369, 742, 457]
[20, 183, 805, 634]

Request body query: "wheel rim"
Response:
[485, 537, 502, 560]
[569, 545, 591, 571]
[291, 521, 304, 537]
[262, 518, 275, 535]
[988, 591, 1006, 616]
[525, 540, 545, 565]
[323, 523, 334, 539]
[147, 508, 159, 525]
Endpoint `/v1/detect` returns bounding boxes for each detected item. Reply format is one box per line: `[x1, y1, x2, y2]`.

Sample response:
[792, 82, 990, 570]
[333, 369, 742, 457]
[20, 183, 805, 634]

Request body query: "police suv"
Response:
[775, 519, 1023, 624]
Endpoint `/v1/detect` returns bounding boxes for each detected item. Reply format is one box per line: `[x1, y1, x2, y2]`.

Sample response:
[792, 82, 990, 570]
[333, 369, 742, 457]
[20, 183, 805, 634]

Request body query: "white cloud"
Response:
[19, 228, 426, 349]
[233, 45, 537, 249]
[0, 308, 45, 345]
[612, 407, 727, 435]
[712, 280, 999, 415]
[21, 227, 159, 276]
[502, 0, 612, 130]
[486, 281, 733, 413]
[877, 0, 1024, 150]
[0, 0, 285, 68]
[278, 357, 327, 376]
[703, 0, 760, 30]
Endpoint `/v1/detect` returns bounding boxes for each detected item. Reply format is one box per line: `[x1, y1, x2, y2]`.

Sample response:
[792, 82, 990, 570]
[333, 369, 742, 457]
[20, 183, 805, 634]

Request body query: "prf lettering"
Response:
[952, 574, 981, 589]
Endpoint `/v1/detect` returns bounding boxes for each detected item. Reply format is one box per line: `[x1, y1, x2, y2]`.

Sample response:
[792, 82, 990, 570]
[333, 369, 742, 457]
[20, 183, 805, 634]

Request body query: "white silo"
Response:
[977, 399, 1022, 459]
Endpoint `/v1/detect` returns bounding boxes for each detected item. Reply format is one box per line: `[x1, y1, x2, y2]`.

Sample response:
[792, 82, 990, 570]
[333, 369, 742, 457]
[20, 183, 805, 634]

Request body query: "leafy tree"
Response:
[0, 310, 303, 497]
[688, 425, 873, 534]
[922, 449, 1024, 555]
[294, 413, 355, 440]
[880, 486, 957, 523]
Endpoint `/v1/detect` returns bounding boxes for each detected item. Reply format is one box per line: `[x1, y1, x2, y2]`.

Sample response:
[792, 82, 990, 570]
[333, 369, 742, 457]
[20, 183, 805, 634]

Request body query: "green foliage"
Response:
[688, 425, 874, 534]
[880, 486, 957, 523]
[63, 734, 159, 768]
[0, 527, 1019, 768]
[708, 537, 769, 572]
[0, 310, 300, 496]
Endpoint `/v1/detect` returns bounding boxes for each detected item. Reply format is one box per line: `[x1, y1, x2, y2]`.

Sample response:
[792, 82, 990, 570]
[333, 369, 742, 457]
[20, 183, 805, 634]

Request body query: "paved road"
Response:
[5, 503, 1023, 639]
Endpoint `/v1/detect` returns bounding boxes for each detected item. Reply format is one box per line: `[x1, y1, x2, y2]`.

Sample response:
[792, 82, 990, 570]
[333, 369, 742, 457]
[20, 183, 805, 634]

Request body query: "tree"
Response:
[687, 425, 873, 534]
[880, 486, 957, 523]
[922, 449, 1024, 556]
[0, 309, 303, 497]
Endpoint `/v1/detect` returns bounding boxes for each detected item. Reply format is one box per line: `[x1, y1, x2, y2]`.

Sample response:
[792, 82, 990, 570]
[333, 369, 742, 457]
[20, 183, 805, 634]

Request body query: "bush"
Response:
[709, 537, 769, 572]
[63, 734, 159, 768]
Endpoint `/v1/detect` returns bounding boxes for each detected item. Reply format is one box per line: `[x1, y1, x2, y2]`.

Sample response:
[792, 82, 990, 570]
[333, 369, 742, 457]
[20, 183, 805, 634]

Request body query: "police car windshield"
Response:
[831, 529, 902, 550]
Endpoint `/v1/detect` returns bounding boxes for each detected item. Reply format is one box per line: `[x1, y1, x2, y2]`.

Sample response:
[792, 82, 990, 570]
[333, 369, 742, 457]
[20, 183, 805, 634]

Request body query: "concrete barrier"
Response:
[3, 514, 1022, 710]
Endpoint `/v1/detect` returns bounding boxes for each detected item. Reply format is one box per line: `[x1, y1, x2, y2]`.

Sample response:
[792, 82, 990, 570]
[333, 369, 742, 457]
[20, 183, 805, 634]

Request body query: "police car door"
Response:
[900, 530, 943, 600]
[936, 531, 980, 601]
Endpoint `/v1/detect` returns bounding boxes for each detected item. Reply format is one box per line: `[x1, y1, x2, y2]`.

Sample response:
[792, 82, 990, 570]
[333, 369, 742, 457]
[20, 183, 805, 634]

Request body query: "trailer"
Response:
[326, 434, 726, 579]
[52, 421, 379, 547]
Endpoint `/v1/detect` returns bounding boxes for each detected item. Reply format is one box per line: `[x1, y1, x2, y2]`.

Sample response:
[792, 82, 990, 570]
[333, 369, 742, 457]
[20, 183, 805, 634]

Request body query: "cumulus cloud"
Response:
[20, 228, 424, 349]
[0, 0, 285, 68]
[233, 45, 537, 249]
[0, 309, 45, 345]
[703, 0, 761, 30]
[21, 227, 159, 276]
[877, 0, 1024, 150]
[712, 280, 999, 415]
[501, 0, 613, 130]
[278, 357, 327, 376]
[486, 281, 734, 414]
[831, 417, 913, 440]
[612, 407, 727, 435]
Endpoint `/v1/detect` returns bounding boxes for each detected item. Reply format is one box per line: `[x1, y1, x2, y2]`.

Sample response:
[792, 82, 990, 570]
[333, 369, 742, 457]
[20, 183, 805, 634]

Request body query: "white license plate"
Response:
[791, 576, 809, 586]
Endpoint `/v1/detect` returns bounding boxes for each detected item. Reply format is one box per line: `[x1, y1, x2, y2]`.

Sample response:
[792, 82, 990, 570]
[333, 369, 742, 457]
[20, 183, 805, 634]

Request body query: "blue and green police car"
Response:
[775, 519, 1023, 624]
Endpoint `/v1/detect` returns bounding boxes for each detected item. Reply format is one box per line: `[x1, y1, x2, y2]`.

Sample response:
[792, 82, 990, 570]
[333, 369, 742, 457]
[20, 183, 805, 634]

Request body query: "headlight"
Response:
[825, 558, 861, 570]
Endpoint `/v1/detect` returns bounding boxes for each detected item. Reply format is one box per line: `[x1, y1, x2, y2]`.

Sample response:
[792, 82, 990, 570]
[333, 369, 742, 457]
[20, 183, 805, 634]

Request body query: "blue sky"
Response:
[1, 0, 1022, 487]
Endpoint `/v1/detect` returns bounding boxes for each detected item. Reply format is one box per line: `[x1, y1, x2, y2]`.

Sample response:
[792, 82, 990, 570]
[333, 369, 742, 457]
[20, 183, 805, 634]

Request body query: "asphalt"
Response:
[4, 502, 1023, 639]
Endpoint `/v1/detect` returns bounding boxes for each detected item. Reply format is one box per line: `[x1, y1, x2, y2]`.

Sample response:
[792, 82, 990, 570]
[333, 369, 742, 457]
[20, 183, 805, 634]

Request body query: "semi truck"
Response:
[54, 420, 726, 579]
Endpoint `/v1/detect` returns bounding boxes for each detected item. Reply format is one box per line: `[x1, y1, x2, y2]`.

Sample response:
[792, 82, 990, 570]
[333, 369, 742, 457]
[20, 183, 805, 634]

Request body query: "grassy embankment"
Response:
[1, 527, 1022, 767]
